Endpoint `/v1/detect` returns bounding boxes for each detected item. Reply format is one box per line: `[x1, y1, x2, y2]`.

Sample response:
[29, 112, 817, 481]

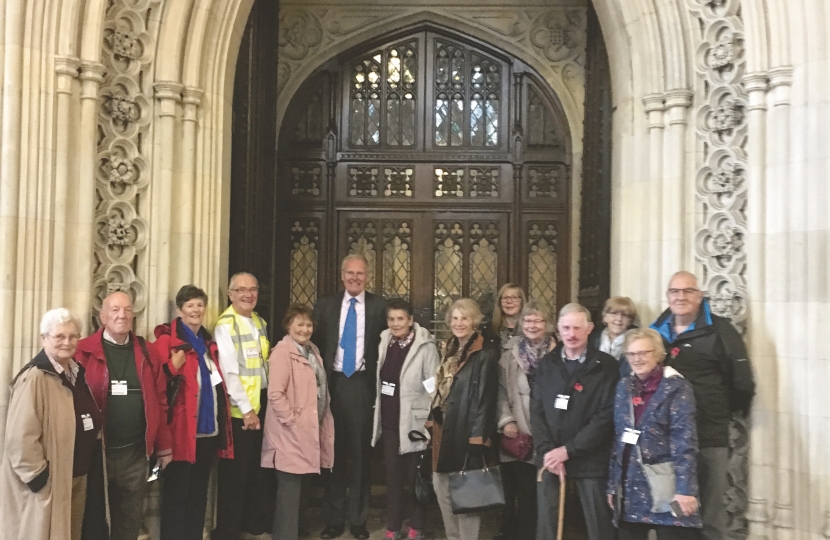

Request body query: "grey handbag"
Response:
[629, 400, 676, 513]
[448, 455, 505, 514]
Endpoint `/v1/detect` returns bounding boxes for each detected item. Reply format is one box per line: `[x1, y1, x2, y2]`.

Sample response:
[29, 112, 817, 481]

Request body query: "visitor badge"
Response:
[82, 414, 94, 431]
[111, 380, 128, 395]
[422, 376, 436, 393]
[210, 370, 223, 387]
[381, 381, 396, 396]
[622, 428, 641, 445]
[555, 394, 570, 410]
[244, 347, 260, 359]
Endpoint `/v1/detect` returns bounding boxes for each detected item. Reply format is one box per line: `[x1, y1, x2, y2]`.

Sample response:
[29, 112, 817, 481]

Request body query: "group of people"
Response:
[0, 254, 755, 540]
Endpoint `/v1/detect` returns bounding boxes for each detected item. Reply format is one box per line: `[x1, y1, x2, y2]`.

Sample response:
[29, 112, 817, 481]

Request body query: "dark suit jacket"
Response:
[311, 290, 387, 386]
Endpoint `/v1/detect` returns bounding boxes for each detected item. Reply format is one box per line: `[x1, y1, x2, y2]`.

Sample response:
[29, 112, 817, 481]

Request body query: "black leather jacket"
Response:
[433, 339, 500, 473]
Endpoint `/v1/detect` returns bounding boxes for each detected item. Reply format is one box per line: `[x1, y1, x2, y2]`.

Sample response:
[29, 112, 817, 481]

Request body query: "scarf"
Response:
[389, 328, 416, 349]
[181, 322, 216, 435]
[630, 366, 663, 426]
[516, 335, 553, 390]
[432, 333, 483, 415]
[599, 327, 626, 360]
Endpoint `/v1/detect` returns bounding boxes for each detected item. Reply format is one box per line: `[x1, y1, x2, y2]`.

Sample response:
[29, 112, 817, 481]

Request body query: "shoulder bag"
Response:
[448, 454, 505, 514]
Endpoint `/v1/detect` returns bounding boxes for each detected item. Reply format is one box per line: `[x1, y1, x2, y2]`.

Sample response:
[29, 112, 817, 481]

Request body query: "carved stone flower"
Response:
[278, 10, 323, 61]
[107, 217, 133, 246]
[106, 95, 139, 128]
[107, 282, 126, 295]
[529, 12, 582, 63]
[712, 161, 743, 194]
[708, 34, 735, 70]
[108, 156, 138, 187]
[711, 98, 743, 133]
[106, 30, 141, 60]
[712, 224, 743, 257]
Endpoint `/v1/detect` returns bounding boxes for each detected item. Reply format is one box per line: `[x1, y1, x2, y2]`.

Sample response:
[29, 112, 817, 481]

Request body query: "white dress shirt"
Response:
[334, 291, 366, 372]
[214, 316, 264, 415]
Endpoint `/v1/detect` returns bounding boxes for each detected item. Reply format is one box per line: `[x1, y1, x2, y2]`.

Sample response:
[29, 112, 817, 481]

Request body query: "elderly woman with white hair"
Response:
[0, 308, 103, 540]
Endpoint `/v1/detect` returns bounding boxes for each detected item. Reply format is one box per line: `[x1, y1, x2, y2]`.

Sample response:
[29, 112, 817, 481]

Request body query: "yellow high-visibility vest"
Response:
[215, 306, 270, 418]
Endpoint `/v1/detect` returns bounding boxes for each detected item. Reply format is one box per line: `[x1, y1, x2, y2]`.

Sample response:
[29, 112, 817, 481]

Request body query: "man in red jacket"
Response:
[75, 291, 171, 540]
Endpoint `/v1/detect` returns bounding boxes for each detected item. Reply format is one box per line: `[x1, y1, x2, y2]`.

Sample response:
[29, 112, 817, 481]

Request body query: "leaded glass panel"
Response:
[294, 88, 323, 143]
[470, 94, 484, 146]
[382, 221, 412, 300]
[386, 42, 417, 146]
[433, 222, 463, 322]
[469, 222, 499, 315]
[528, 222, 557, 309]
[347, 220, 377, 292]
[290, 220, 319, 305]
[350, 54, 382, 146]
[528, 87, 559, 146]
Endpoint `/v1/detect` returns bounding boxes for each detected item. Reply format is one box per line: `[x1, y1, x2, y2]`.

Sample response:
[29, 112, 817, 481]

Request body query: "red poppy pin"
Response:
[632, 396, 644, 406]
[574, 383, 584, 392]
[671, 347, 680, 358]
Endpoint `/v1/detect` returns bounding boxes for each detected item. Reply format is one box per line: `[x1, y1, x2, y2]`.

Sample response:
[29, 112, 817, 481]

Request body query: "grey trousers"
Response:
[273, 471, 311, 540]
[433, 472, 482, 540]
[698, 447, 729, 540]
[106, 442, 149, 540]
[536, 473, 614, 540]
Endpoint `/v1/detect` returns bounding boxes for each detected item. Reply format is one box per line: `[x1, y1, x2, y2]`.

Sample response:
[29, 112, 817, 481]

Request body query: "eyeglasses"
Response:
[605, 311, 631, 319]
[501, 295, 522, 302]
[626, 350, 655, 360]
[46, 333, 80, 343]
[230, 287, 259, 294]
[667, 288, 700, 297]
[523, 318, 546, 325]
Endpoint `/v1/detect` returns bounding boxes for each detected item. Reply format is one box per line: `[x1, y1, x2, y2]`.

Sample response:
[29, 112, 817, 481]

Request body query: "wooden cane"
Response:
[556, 475, 566, 540]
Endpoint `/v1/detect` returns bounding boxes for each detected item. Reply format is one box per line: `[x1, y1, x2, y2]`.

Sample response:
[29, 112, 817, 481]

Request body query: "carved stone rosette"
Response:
[93, 0, 162, 325]
[688, 1, 749, 538]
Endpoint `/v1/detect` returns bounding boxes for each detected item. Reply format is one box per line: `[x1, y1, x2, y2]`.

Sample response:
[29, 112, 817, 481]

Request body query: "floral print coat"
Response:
[606, 366, 702, 528]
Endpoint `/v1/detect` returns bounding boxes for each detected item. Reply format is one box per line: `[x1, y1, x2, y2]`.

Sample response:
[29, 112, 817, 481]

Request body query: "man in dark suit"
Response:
[312, 254, 387, 539]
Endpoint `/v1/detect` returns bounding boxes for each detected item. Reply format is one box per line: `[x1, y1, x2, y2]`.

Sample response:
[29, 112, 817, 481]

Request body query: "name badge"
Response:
[554, 394, 570, 410]
[111, 380, 128, 396]
[82, 414, 94, 431]
[422, 376, 436, 394]
[381, 381, 396, 396]
[244, 348, 260, 359]
[622, 428, 641, 445]
[210, 370, 223, 387]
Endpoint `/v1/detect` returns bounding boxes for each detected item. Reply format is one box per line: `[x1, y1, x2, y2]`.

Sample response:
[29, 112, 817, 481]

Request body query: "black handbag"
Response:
[409, 430, 435, 504]
[448, 455, 505, 514]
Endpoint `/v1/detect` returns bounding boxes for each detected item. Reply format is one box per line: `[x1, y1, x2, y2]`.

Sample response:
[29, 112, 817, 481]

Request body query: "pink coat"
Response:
[261, 335, 334, 474]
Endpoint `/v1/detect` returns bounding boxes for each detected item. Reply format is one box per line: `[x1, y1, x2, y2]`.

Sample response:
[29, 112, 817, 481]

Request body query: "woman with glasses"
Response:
[0, 308, 102, 540]
[371, 298, 440, 540]
[496, 300, 556, 540]
[590, 296, 638, 377]
[482, 284, 528, 350]
[606, 328, 701, 540]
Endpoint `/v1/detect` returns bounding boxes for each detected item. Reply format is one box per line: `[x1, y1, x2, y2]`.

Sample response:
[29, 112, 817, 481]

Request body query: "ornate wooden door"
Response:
[269, 28, 574, 334]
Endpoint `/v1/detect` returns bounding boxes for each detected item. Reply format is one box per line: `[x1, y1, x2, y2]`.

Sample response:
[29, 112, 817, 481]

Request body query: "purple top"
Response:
[380, 331, 415, 432]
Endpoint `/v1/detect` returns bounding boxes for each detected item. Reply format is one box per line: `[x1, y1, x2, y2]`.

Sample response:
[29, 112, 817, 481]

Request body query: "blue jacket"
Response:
[606, 367, 702, 528]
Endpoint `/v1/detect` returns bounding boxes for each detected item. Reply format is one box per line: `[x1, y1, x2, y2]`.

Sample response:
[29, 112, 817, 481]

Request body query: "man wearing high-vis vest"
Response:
[213, 272, 273, 539]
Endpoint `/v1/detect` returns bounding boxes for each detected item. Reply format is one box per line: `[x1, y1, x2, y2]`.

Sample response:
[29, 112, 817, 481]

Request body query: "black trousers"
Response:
[382, 430, 423, 532]
[160, 435, 218, 540]
[537, 473, 614, 540]
[617, 521, 699, 540]
[323, 371, 372, 528]
[216, 391, 276, 537]
[499, 460, 537, 540]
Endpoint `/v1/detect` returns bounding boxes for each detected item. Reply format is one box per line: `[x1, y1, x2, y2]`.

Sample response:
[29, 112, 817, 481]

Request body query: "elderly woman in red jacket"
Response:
[262, 303, 335, 540]
[153, 285, 234, 540]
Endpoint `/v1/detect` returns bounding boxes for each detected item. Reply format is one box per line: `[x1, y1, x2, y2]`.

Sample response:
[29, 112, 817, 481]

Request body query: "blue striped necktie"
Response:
[340, 297, 357, 377]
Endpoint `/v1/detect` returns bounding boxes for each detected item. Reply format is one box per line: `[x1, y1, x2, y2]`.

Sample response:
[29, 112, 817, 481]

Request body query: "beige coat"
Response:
[0, 351, 76, 540]
[497, 337, 555, 463]
[371, 323, 440, 454]
[261, 336, 334, 474]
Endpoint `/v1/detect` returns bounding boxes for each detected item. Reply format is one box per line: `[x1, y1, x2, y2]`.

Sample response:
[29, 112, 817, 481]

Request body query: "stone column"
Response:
[71, 62, 106, 332]
[643, 93, 666, 307]
[743, 71, 771, 540]
[53, 56, 81, 308]
[150, 82, 183, 328]
[766, 65, 795, 540]
[662, 89, 693, 290]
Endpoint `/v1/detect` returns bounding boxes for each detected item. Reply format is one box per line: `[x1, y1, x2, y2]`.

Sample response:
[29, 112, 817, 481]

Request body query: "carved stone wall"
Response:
[93, 0, 163, 326]
[688, 1, 749, 538]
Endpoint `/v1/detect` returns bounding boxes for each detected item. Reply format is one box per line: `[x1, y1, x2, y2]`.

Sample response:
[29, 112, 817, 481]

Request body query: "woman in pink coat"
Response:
[262, 304, 335, 540]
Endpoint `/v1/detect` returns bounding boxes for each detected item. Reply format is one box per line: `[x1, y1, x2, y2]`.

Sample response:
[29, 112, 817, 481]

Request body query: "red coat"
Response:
[153, 319, 234, 462]
[75, 328, 172, 457]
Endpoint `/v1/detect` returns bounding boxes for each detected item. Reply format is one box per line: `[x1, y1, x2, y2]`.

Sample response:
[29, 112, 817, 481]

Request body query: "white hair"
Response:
[40, 308, 81, 336]
[557, 302, 592, 323]
[228, 272, 258, 290]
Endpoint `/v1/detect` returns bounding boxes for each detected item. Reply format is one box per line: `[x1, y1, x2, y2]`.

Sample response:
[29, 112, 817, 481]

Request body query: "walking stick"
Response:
[537, 468, 567, 540]
[556, 475, 566, 540]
